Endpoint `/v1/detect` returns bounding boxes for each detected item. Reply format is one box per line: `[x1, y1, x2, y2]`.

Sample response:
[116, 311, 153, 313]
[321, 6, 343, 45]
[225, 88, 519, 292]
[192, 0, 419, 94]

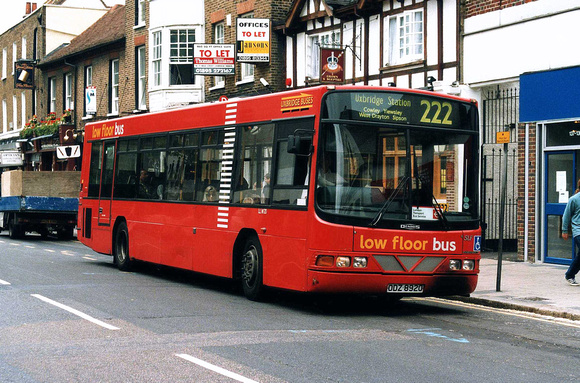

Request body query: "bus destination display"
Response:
[326, 92, 471, 129]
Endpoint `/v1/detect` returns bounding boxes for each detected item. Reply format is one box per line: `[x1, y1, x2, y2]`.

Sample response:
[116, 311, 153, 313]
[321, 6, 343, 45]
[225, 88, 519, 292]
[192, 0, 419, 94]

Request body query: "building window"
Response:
[12, 43, 16, 75]
[240, 63, 254, 82]
[110, 59, 119, 115]
[440, 156, 447, 194]
[152, 31, 162, 87]
[2, 99, 6, 133]
[65, 72, 73, 111]
[307, 30, 341, 79]
[21, 92, 26, 129]
[136, 0, 146, 26]
[1, 48, 5, 79]
[213, 23, 224, 88]
[387, 9, 424, 65]
[21, 36, 26, 59]
[48, 77, 56, 113]
[238, 13, 254, 84]
[170, 29, 195, 85]
[12, 95, 17, 131]
[137, 46, 147, 110]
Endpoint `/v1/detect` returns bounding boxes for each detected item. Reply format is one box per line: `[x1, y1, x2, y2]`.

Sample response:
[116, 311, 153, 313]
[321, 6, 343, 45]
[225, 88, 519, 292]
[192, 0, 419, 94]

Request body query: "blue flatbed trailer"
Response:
[0, 196, 78, 239]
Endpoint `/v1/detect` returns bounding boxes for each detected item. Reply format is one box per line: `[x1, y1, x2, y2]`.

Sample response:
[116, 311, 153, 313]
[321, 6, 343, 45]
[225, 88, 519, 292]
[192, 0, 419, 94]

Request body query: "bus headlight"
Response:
[353, 257, 368, 268]
[336, 257, 351, 268]
[463, 260, 475, 270]
[449, 259, 461, 270]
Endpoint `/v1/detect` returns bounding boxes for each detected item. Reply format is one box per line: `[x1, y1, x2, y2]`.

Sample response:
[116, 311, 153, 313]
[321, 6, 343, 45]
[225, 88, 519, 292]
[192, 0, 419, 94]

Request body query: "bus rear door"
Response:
[98, 141, 116, 226]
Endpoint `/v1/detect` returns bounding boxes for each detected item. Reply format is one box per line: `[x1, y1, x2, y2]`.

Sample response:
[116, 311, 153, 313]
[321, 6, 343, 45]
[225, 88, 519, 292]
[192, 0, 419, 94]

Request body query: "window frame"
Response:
[151, 30, 162, 87]
[212, 22, 225, 88]
[2, 99, 6, 133]
[12, 95, 17, 131]
[109, 59, 120, 115]
[169, 29, 196, 86]
[137, 45, 147, 110]
[307, 30, 341, 80]
[48, 77, 56, 113]
[386, 9, 424, 66]
[135, 0, 146, 27]
[64, 72, 74, 111]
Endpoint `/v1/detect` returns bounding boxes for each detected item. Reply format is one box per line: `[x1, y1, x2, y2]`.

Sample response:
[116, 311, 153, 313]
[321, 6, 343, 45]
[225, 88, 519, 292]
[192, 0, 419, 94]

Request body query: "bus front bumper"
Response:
[306, 270, 478, 297]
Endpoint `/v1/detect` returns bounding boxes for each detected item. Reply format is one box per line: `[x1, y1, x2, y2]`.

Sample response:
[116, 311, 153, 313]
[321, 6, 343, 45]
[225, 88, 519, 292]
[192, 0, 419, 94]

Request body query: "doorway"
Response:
[544, 151, 579, 264]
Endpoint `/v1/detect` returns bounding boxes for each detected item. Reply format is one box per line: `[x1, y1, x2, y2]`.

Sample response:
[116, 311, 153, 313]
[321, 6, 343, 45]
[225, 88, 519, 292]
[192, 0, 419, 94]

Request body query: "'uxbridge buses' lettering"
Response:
[91, 122, 124, 139]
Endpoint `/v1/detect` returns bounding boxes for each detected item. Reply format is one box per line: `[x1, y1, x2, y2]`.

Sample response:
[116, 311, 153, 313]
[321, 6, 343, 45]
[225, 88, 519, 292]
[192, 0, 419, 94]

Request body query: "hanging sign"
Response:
[320, 48, 345, 84]
[85, 86, 97, 114]
[14, 60, 35, 89]
[193, 44, 235, 76]
[56, 145, 81, 159]
[236, 18, 270, 63]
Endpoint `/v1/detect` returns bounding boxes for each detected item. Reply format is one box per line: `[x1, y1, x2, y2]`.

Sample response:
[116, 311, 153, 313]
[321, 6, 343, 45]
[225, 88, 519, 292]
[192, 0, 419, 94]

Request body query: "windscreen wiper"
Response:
[369, 176, 409, 227]
[415, 173, 449, 230]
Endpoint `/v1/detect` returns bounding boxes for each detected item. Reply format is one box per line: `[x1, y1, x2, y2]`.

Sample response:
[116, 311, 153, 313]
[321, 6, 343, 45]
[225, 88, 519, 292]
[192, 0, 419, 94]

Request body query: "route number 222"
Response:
[420, 100, 453, 125]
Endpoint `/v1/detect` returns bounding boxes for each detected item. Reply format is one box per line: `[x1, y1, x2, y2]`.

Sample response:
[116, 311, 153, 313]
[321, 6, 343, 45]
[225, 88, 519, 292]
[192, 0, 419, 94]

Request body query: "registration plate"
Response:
[387, 284, 425, 293]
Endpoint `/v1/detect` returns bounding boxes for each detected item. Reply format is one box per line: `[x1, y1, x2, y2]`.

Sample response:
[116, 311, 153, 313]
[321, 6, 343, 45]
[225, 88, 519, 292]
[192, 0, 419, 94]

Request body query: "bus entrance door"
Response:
[98, 141, 116, 226]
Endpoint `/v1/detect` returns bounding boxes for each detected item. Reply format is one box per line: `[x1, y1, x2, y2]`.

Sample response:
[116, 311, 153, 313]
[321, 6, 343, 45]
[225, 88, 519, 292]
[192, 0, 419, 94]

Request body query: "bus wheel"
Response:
[8, 218, 22, 239]
[241, 237, 264, 301]
[114, 222, 132, 271]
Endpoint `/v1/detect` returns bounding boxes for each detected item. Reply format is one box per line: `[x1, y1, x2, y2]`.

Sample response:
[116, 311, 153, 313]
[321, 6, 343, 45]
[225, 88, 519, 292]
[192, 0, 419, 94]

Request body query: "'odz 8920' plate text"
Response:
[387, 284, 425, 293]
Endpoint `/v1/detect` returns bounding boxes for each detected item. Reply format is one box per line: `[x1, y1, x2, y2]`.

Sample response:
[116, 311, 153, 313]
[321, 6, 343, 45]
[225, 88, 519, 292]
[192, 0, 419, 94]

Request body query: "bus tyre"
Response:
[114, 222, 132, 271]
[241, 237, 264, 301]
[8, 218, 22, 239]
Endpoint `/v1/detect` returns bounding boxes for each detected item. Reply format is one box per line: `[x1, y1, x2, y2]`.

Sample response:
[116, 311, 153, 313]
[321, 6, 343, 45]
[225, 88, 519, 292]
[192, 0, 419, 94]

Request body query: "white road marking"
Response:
[44, 249, 55, 253]
[31, 294, 120, 331]
[176, 354, 259, 383]
[417, 297, 580, 329]
[83, 256, 97, 261]
[0, 279, 11, 285]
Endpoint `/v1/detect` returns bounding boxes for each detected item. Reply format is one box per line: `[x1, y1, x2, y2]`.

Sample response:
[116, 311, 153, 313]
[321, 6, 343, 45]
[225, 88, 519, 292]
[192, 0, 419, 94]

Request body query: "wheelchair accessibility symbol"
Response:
[473, 236, 481, 252]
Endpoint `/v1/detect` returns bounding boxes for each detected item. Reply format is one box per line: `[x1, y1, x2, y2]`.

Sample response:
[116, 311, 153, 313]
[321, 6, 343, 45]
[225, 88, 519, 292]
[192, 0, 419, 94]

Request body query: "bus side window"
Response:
[114, 152, 138, 199]
[272, 118, 314, 206]
[198, 129, 224, 202]
[140, 150, 166, 200]
[234, 124, 274, 205]
[88, 143, 102, 197]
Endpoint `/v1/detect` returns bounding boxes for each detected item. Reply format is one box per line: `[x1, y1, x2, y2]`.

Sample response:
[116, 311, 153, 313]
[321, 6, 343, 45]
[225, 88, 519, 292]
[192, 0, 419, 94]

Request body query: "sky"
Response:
[0, 0, 126, 35]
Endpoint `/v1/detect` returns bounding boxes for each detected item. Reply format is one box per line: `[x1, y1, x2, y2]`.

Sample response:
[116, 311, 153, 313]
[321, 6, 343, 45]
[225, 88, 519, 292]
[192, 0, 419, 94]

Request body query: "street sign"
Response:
[496, 131, 510, 144]
[0, 151, 23, 167]
[56, 145, 81, 159]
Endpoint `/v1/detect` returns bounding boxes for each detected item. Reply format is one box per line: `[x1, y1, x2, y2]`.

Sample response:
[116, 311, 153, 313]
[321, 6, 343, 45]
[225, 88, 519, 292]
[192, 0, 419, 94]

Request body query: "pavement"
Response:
[452, 252, 580, 321]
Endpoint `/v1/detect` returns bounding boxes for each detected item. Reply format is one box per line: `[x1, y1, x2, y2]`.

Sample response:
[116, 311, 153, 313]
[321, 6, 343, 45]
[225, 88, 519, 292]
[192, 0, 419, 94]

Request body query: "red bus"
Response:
[78, 85, 481, 301]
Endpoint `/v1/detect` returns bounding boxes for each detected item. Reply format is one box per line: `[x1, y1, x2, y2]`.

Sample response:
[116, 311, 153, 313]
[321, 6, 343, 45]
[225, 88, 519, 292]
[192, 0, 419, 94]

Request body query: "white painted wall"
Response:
[464, 0, 580, 85]
[45, 6, 108, 54]
[149, 0, 204, 29]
